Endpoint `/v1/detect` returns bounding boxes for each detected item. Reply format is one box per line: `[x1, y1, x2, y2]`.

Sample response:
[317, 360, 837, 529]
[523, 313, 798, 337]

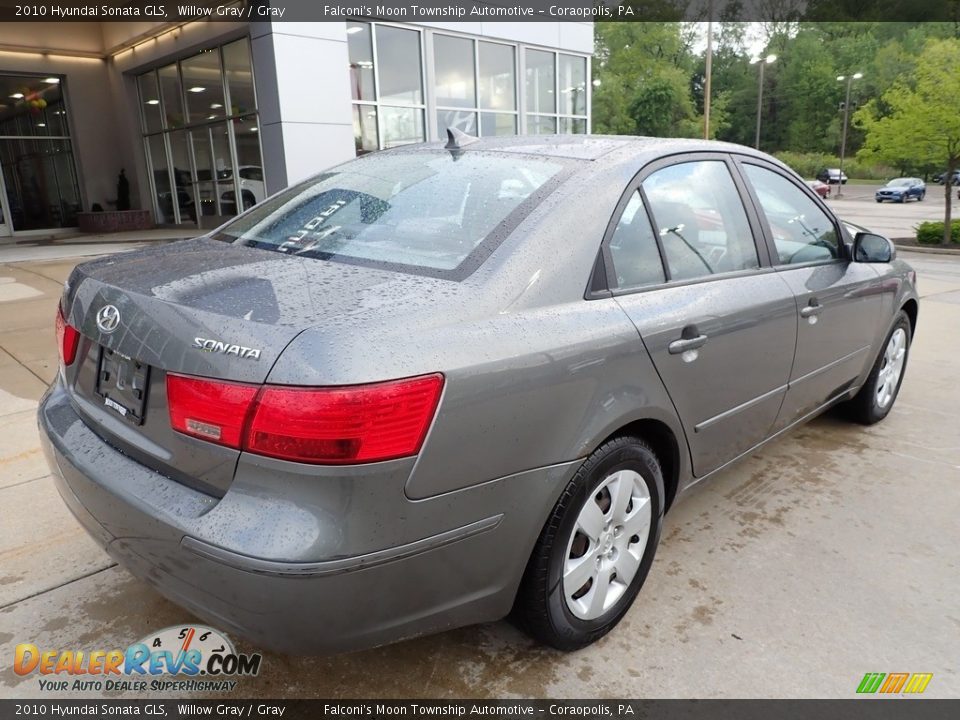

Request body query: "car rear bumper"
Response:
[38, 382, 575, 655]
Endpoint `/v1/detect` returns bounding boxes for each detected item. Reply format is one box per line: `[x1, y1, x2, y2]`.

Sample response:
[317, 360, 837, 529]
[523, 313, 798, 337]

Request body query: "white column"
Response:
[250, 22, 355, 194]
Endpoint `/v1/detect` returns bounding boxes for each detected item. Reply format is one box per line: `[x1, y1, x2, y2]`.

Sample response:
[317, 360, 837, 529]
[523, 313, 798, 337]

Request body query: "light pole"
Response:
[751, 54, 777, 149]
[836, 72, 863, 199]
[704, 19, 713, 139]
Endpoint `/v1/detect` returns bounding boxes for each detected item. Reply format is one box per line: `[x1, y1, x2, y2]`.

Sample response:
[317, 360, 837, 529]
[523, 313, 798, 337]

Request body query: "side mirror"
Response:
[853, 232, 895, 263]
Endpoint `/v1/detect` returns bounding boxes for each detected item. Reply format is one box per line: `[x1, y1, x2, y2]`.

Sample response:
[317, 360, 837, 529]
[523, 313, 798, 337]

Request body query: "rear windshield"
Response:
[213, 150, 565, 277]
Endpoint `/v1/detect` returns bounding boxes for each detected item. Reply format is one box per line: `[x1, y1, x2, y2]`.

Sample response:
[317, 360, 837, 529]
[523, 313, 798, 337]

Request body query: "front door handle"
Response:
[668, 327, 709, 355]
[800, 300, 823, 318]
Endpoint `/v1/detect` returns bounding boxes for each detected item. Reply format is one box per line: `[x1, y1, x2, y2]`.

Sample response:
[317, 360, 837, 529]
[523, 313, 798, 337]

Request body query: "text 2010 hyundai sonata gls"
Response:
[40, 135, 917, 655]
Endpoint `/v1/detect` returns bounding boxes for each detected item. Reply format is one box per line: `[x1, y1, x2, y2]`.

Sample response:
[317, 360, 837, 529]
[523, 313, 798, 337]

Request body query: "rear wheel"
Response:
[514, 436, 664, 650]
[844, 311, 911, 425]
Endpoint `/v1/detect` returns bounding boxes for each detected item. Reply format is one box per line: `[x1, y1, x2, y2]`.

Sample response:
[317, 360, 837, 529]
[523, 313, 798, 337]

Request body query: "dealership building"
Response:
[0, 18, 592, 239]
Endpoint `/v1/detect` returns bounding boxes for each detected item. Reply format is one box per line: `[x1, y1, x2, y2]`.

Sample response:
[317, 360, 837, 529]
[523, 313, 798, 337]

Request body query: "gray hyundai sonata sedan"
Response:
[40, 135, 917, 655]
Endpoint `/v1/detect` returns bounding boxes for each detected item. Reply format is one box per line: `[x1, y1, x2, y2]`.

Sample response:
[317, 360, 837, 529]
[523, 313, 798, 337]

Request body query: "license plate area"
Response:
[96, 347, 150, 425]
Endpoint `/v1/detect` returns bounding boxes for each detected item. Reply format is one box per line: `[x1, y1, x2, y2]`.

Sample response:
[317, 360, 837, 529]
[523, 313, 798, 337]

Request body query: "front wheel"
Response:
[514, 436, 664, 651]
[844, 311, 911, 425]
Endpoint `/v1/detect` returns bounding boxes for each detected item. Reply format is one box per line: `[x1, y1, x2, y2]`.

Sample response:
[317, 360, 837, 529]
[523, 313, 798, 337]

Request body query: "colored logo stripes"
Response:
[857, 672, 933, 694]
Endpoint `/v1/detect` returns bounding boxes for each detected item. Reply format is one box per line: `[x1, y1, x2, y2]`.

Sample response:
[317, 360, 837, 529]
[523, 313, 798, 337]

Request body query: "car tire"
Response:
[919, 191, 925, 201]
[514, 436, 664, 651]
[876, 198, 882, 203]
[844, 311, 911, 425]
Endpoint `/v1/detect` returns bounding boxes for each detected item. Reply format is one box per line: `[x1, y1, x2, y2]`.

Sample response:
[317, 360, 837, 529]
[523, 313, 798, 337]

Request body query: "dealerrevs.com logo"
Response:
[14, 625, 262, 693]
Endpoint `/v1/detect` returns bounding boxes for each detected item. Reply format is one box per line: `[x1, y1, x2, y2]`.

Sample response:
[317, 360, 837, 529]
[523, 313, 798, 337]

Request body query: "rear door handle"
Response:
[668, 329, 708, 355]
[800, 300, 823, 318]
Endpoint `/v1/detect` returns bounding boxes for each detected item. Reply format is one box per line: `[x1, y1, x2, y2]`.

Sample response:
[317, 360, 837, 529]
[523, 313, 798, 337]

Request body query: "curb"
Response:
[893, 242, 960, 255]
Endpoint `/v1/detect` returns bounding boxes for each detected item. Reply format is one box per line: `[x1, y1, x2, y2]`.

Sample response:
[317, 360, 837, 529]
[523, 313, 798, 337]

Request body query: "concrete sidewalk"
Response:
[0, 228, 196, 264]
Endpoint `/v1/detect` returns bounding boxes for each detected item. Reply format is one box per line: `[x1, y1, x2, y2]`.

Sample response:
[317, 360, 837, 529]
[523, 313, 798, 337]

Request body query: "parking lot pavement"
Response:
[1, 252, 958, 699]
[826, 182, 956, 240]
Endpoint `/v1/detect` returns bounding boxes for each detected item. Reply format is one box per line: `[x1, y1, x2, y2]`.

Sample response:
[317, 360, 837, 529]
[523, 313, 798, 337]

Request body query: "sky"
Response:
[687, 22, 772, 58]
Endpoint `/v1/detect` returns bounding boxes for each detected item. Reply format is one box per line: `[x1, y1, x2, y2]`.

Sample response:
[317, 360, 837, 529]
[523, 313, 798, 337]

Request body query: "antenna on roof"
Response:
[445, 127, 479, 152]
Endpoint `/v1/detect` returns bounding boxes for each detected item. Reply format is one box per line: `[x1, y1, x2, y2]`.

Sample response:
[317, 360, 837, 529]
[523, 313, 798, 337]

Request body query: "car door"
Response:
[605, 154, 798, 477]
[735, 158, 885, 431]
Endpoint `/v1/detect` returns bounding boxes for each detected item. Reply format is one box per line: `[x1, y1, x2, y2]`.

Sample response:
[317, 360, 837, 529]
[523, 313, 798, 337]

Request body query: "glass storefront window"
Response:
[526, 50, 555, 115]
[167, 130, 195, 223]
[0, 75, 81, 232]
[348, 22, 426, 151]
[223, 39, 256, 116]
[381, 107, 424, 148]
[158, 63, 184, 129]
[352, 105, 378, 155]
[138, 72, 164, 133]
[437, 109, 477, 137]
[347, 22, 375, 102]
[432, 35, 517, 140]
[524, 50, 588, 134]
[146, 134, 173, 224]
[480, 112, 516, 137]
[181, 48, 226, 124]
[527, 115, 557, 135]
[233, 117, 264, 211]
[479, 42, 515, 112]
[434, 35, 475, 108]
[0, 138, 80, 230]
[376, 26, 423, 105]
[559, 55, 587, 116]
[559, 117, 587, 134]
[138, 40, 263, 227]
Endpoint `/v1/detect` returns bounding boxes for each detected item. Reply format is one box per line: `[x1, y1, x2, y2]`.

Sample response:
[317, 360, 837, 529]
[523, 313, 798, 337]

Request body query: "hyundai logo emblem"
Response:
[96, 304, 121, 334]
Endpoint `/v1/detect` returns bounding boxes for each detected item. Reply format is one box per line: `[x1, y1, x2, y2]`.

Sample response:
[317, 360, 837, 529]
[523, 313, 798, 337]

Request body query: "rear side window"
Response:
[214, 151, 564, 275]
[642, 161, 759, 282]
[742, 164, 839, 265]
[608, 191, 665, 290]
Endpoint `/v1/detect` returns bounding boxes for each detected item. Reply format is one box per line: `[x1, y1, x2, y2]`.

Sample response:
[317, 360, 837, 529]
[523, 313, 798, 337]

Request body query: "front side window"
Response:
[742, 164, 839, 265]
[608, 191, 665, 290]
[214, 151, 563, 275]
[642, 161, 759, 282]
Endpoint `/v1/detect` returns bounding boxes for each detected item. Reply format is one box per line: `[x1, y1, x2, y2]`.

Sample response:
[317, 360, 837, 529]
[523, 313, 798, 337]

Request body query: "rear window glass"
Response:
[213, 151, 564, 276]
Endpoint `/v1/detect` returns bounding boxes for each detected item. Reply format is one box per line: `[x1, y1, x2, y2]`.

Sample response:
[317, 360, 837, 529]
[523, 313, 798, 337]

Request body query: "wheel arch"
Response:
[901, 298, 918, 340]
[594, 418, 683, 514]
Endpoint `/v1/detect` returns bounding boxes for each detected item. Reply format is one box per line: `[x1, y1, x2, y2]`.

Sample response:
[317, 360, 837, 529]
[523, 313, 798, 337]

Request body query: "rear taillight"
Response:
[56, 305, 80, 367]
[167, 375, 259, 449]
[165, 373, 444, 465]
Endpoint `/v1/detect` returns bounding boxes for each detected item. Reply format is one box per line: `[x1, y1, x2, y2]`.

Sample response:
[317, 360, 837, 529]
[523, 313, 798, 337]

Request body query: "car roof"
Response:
[387, 134, 773, 162]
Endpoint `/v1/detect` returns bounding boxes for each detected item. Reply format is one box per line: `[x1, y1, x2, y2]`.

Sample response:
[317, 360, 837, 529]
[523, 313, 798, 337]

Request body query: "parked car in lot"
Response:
[41, 135, 918, 655]
[807, 179, 831, 198]
[932, 170, 960, 185]
[876, 177, 926, 203]
[816, 167, 848, 184]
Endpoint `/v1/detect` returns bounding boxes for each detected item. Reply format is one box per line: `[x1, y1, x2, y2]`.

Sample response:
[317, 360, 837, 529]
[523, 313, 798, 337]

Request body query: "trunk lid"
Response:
[62, 237, 457, 495]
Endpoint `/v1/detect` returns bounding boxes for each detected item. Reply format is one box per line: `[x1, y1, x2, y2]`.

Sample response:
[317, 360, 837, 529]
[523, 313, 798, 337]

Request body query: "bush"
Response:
[916, 220, 960, 244]
[773, 151, 895, 181]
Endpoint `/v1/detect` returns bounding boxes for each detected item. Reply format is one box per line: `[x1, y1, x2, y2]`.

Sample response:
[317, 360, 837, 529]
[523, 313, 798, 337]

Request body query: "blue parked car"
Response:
[876, 178, 926, 203]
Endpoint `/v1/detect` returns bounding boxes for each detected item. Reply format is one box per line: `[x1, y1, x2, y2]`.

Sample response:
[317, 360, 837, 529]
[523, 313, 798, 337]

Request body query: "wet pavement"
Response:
[825, 182, 955, 240]
[0, 251, 958, 699]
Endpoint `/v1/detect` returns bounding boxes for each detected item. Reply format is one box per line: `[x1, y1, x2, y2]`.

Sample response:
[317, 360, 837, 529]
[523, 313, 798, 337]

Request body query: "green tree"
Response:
[855, 38, 960, 243]
[592, 22, 701, 137]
